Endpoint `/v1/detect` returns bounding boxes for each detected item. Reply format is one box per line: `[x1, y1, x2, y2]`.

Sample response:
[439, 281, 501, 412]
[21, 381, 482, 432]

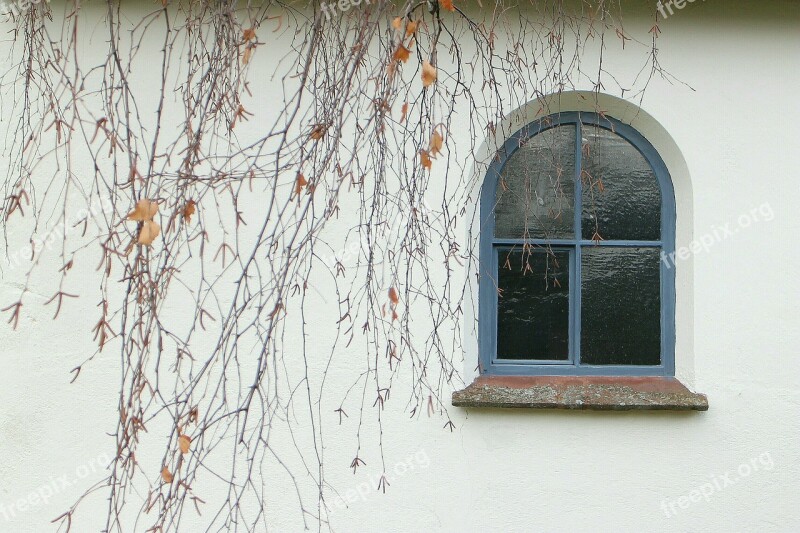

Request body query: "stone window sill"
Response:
[451, 375, 708, 411]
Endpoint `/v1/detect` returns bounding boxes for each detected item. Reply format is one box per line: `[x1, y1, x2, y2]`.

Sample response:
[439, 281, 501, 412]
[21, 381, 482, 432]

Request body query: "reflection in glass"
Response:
[497, 250, 570, 360]
[495, 125, 576, 239]
[580, 247, 661, 365]
[581, 126, 661, 241]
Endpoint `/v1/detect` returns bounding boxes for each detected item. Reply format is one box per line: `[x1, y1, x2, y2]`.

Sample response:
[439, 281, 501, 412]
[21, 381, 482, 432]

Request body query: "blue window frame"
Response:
[479, 112, 676, 376]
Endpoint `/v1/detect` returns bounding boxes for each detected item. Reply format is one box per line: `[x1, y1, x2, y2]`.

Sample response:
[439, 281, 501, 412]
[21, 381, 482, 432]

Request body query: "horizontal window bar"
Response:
[485, 363, 668, 377]
[492, 239, 662, 247]
[494, 358, 573, 365]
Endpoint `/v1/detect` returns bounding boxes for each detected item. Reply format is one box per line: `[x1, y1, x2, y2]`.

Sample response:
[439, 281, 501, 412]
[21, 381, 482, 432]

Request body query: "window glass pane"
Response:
[497, 249, 570, 360]
[580, 247, 660, 365]
[495, 125, 576, 239]
[581, 126, 661, 241]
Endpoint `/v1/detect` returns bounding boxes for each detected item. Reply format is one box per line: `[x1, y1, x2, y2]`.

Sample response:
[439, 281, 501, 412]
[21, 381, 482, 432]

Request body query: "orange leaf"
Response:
[161, 466, 174, 483]
[421, 61, 437, 87]
[399, 102, 409, 123]
[389, 287, 399, 305]
[405, 20, 418, 36]
[178, 434, 191, 454]
[309, 125, 326, 140]
[243, 27, 256, 41]
[441, 0, 455, 11]
[294, 173, 308, 197]
[393, 44, 411, 63]
[391, 17, 403, 31]
[127, 199, 158, 222]
[138, 220, 161, 246]
[183, 200, 196, 223]
[420, 150, 432, 170]
[429, 131, 443, 157]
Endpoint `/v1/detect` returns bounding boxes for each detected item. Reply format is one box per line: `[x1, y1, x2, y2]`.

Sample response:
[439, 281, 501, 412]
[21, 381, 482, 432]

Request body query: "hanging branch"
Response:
[0, 0, 669, 530]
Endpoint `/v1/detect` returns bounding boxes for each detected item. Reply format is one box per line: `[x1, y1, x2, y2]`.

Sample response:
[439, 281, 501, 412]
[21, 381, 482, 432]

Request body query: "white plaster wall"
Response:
[0, 1, 798, 532]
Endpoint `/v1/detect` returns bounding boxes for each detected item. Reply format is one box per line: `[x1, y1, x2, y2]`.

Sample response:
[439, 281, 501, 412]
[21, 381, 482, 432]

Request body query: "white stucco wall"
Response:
[0, 1, 798, 532]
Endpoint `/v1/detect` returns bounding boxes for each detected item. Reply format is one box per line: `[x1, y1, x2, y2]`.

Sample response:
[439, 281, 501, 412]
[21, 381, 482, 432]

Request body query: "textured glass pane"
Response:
[580, 247, 660, 365]
[495, 125, 576, 239]
[581, 126, 661, 241]
[497, 250, 570, 360]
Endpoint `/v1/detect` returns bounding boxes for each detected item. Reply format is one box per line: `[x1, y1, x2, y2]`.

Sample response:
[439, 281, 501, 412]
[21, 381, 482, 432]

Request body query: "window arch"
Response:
[479, 112, 676, 376]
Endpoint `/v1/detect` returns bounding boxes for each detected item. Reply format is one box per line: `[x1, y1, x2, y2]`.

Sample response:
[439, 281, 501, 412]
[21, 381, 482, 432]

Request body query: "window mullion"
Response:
[573, 120, 583, 367]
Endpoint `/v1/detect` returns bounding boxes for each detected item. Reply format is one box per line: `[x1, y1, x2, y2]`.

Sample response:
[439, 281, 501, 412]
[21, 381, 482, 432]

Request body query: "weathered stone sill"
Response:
[452, 375, 708, 411]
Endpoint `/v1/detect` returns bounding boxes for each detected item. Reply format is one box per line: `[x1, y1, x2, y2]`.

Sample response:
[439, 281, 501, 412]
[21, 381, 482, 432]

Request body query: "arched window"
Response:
[479, 112, 675, 376]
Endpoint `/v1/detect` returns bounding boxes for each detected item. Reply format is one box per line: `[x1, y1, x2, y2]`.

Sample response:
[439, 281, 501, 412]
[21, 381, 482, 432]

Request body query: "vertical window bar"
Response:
[567, 247, 576, 364]
[492, 245, 499, 363]
[573, 119, 583, 366]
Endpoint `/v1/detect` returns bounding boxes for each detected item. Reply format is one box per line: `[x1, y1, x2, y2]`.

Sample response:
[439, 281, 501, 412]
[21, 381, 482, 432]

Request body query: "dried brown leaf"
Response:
[127, 199, 158, 222]
[183, 200, 196, 223]
[138, 220, 161, 246]
[399, 102, 409, 123]
[420, 150, 432, 170]
[178, 434, 191, 454]
[421, 61, 437, 87]
[429, 131, 443, 157]
[294, 173, 309, 197]
[393, 44, 411, 63]
[309, 125, 327, 140]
